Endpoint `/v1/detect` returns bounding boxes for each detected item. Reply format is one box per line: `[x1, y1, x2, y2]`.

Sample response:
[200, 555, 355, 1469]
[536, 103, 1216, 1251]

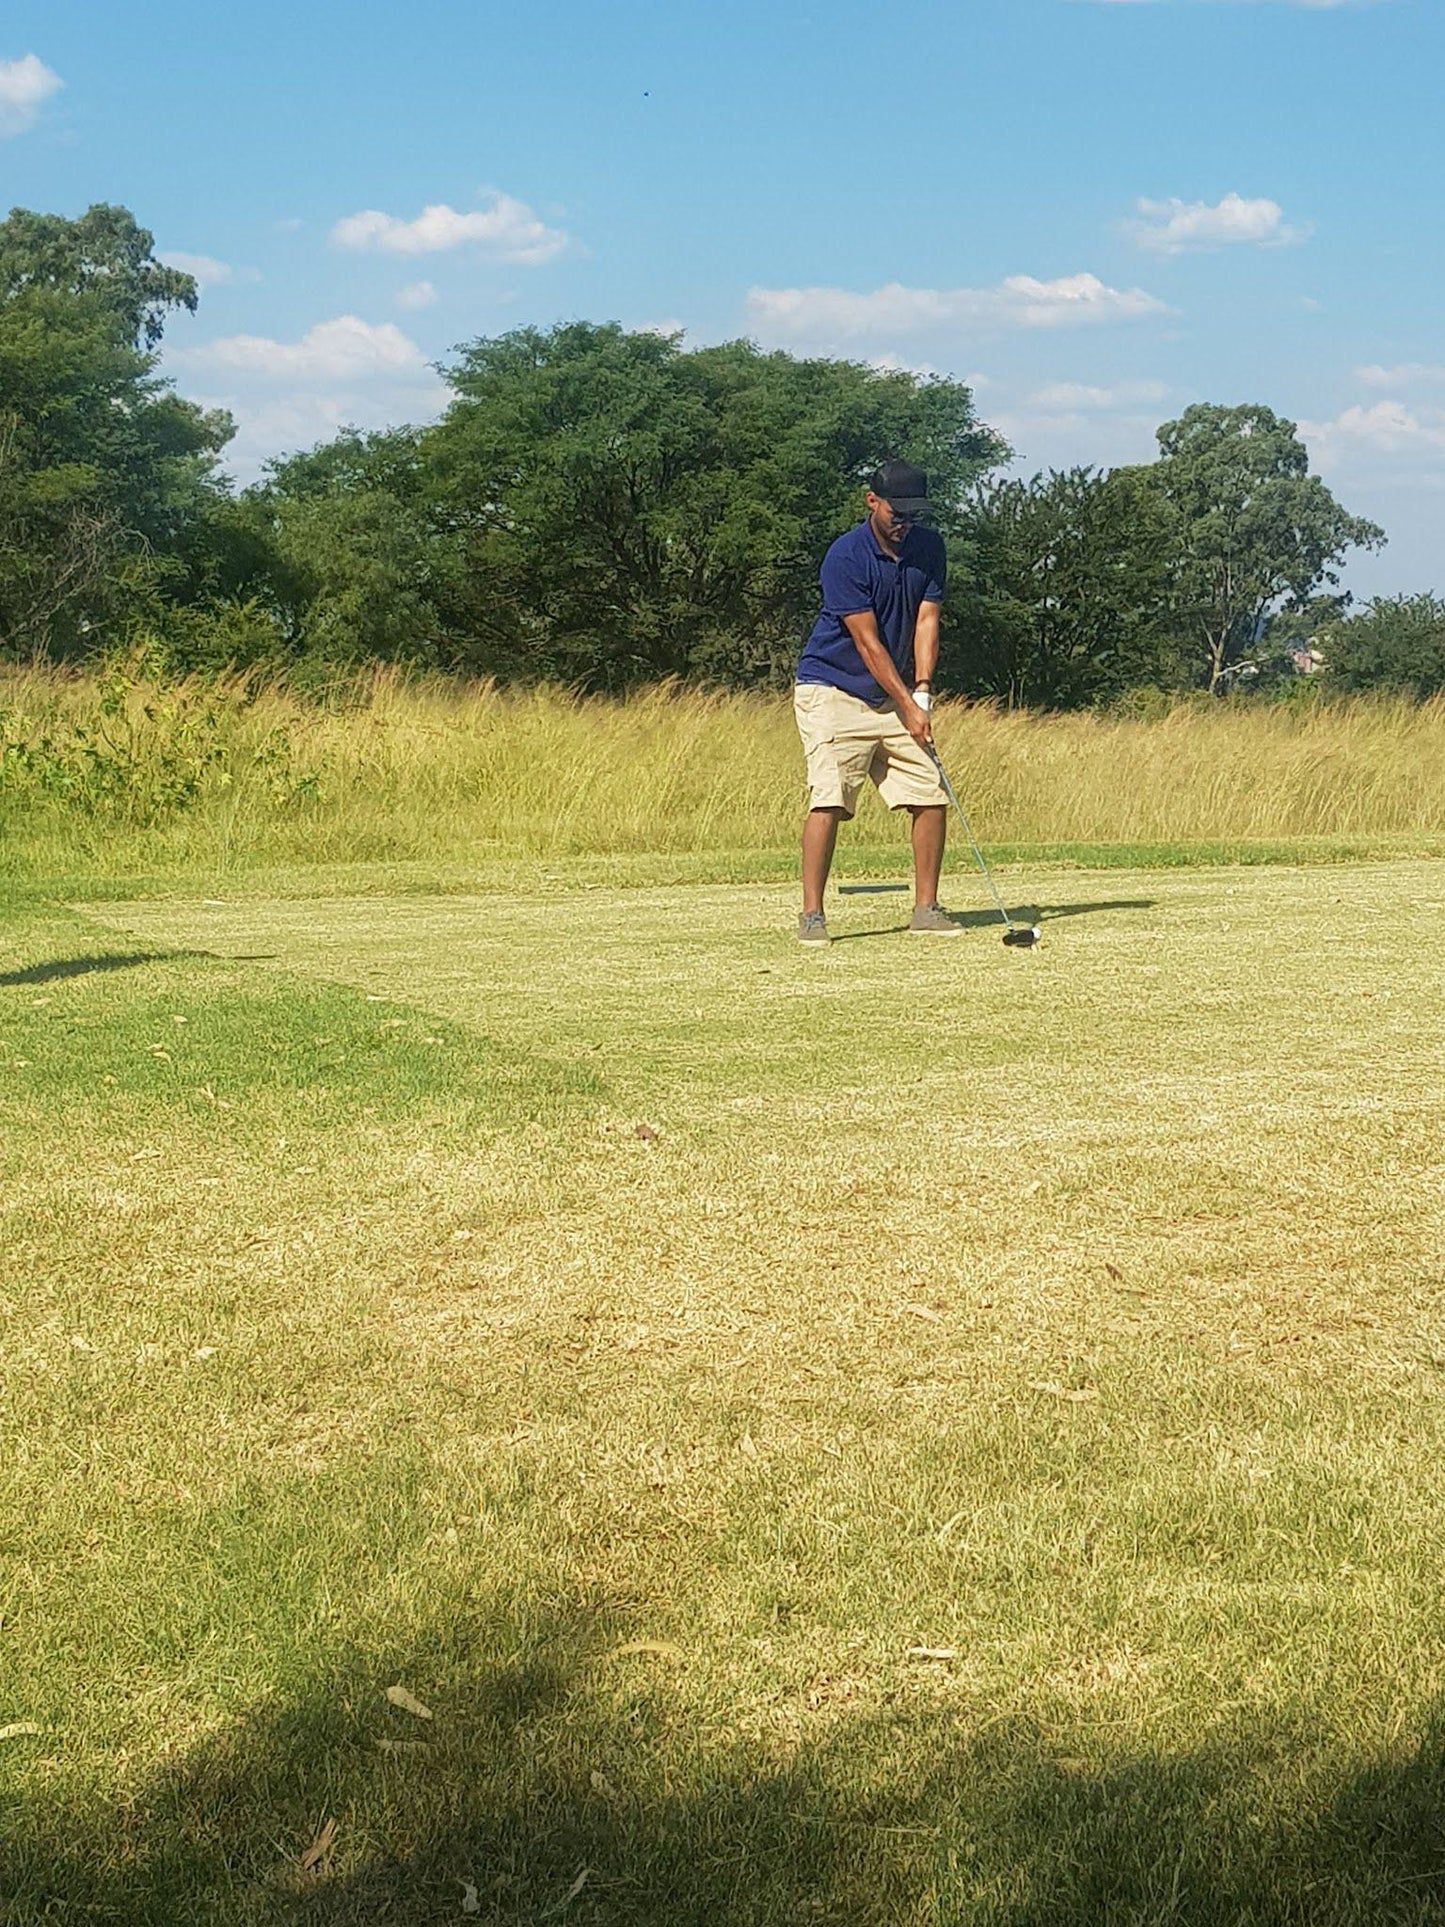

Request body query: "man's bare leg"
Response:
[802, 808, 844, 915]
[910, 804, 947, 907]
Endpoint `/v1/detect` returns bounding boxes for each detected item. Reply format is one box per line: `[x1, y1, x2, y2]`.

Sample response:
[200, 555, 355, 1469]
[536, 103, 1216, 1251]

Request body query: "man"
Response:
[793, 458, 958, 945]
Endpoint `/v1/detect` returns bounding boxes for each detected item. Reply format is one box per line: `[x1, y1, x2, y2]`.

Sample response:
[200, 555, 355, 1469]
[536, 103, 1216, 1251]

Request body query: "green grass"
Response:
[5, 859, 1445, 1922]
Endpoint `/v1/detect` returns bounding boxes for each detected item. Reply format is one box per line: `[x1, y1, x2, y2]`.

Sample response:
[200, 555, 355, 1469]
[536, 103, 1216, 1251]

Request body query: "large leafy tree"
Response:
[240, 428, 460, 667]
[1134, 403, 1383, 694]
[955, 466, 1182, 707]
[0, 203, 233, 658]
[424, 323, 1007, 690]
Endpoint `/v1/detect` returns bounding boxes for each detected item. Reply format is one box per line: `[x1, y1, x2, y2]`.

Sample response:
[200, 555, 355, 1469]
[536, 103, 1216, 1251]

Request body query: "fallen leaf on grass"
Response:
[634, 1123, 658, 1142]
[738, 1433, 759, 1459]
[543, 1867, 590, 1915]
[1104, 1263, 1123, 1282]
[376, 1738, 430, 1754]
[0, 1722, 44, 1742]
[907, 1646, 960, 1662]
[902, 1305, 942, 1322]
[610, 1640, 683, 1661]
[300, 1817, 338, 1872]
[589, 1769, 619, 1797]
[1027, 1380, 1098, 1403]
[460, 1882, 481, 1915]
[385, 1684, 434, 1720]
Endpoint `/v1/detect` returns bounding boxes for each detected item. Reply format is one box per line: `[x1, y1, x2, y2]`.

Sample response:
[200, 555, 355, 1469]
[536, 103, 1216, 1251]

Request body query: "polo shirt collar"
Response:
[861, 516, 914, 562]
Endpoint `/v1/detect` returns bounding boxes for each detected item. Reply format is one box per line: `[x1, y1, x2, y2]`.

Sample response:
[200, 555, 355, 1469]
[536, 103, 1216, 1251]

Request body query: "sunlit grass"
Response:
[4, 665, 1445, 889]
[4, 860, 1445, 1921]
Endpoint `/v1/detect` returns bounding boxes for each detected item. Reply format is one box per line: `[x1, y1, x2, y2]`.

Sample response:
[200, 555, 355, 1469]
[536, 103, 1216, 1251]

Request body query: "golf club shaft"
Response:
[924, 741, 1017, 932]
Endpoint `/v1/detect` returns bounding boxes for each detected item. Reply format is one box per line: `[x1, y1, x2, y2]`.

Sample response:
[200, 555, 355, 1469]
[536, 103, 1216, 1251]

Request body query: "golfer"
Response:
[794, 459, 958, 944]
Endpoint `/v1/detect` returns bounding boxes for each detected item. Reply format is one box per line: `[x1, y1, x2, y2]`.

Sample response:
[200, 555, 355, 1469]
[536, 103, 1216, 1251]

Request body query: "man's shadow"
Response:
[830, 893, 1155, 942]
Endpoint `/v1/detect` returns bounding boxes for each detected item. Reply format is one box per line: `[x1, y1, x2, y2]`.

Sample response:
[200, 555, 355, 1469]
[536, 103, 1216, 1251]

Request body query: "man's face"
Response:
[866, 490, 915, 546]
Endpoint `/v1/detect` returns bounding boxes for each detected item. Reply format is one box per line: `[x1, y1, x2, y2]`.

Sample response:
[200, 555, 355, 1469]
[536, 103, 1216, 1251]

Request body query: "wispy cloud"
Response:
[1357, 363, 1445, 389]
[0, 53, 61, 137]
[172, 316, 446, 484]
[747, 274, 1171, 345]
[159, 251, 263, 290]
[181, 316, 429, 382]
[1302, 402, 1445, 472]
[1129, 193, 1308, 254]
[1026, 379, 1168, 410]
[331, 191, 569, 265]
[396, 281, 438, 311]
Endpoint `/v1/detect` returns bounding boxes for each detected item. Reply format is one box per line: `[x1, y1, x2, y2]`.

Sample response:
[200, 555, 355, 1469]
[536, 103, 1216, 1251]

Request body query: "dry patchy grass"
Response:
[3, 864, 1445, 1922]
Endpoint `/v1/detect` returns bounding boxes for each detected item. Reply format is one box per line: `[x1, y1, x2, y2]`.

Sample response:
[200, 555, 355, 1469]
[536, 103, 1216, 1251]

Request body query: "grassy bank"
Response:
[4, 862, 1445, 1921]
[3, 664, 1445, 889]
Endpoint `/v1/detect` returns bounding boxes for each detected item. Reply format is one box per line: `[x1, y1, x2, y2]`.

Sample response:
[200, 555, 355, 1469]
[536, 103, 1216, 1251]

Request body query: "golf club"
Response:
[924, 741, 1042, 948]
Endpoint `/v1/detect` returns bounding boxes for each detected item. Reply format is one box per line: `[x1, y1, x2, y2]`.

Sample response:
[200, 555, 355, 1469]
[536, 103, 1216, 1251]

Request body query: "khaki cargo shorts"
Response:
[794, 683, 948, 819]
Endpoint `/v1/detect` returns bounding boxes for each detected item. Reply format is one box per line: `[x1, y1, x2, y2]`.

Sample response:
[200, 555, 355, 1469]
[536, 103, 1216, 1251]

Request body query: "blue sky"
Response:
[5, 0, 1441, 600]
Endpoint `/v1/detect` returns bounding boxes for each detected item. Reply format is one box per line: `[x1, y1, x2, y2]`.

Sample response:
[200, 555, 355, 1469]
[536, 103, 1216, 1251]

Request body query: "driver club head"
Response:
[1002, 925, 1043, 948]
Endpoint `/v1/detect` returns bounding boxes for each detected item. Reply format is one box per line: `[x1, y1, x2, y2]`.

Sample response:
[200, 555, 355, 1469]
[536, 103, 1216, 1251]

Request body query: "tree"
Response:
[1134, 404, 1383, 695]
[242, 429, 458, 668]
[1318, 594, 1445, 698]
[424, 323, 1007, 690]
[0, 203, 233, 659]
[954, 466, 1183, 708]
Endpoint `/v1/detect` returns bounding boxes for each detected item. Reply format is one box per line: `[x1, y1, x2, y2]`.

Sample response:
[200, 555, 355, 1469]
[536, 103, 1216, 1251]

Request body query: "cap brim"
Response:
[886, 498, 935, 520]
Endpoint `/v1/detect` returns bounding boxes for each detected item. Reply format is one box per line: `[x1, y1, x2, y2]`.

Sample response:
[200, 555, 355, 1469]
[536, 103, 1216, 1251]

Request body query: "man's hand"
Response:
[902, 697, 933, 747]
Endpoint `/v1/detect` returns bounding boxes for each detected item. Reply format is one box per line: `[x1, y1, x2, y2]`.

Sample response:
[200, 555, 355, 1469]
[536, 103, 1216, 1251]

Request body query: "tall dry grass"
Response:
[3, 662, 1444, 881]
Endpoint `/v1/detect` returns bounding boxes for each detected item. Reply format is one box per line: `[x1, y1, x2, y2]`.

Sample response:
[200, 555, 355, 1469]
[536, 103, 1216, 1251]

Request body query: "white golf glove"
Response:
[913, 688, 932, 712]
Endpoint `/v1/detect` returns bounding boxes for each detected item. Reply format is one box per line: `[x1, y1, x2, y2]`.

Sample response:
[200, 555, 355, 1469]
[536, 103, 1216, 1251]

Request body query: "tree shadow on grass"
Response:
[0, 951, 192, 987]
[9, 1602, 1445, 1927]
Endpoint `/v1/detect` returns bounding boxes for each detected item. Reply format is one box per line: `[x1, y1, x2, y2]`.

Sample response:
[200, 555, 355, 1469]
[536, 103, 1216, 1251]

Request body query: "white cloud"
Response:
[331, 191, 569, 264]
[747, 273, 1171, 345]
[1301, 401, 1445, 472]
[0, 53, 62, 136]
[160, 252, 235, 288]
[183, 316, 429, 382]
[1357, 363, 1445, 389]
[168, 315, 447, 485]
[1026, 378, 1168, 410]
[397, 280, 437, 311]
[1129, 193, 1308, 254]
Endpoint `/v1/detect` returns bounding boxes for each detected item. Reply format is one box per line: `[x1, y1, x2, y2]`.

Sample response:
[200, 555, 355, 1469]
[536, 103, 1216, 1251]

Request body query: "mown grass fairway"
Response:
[5, 860, 1445, 1924]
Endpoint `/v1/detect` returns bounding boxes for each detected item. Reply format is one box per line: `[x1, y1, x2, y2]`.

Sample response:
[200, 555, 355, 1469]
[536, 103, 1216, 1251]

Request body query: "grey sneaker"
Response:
[910, 903, 962, 937]
[797, 911, 830, 946]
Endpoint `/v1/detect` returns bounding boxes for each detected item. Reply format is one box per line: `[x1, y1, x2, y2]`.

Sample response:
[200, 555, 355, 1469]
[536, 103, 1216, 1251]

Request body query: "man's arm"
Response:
[912, 600, 941, 694]
[842, 611, 933, 745]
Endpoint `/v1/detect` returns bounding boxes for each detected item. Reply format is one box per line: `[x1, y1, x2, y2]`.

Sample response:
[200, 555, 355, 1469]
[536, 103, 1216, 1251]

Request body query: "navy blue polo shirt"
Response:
[797, 520, 946, 704]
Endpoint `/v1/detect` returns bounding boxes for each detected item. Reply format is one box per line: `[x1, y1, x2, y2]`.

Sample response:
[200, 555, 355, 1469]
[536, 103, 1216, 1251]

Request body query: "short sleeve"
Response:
[819, 536, 873, 618]
[921, 535, 946, 604]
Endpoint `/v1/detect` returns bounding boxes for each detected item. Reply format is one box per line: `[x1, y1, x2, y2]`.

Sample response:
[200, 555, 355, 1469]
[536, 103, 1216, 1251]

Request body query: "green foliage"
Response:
[425, 322, 1006, 689]
[246, 429, 457, 668]
[954, 467, 1184, 707]
[1134, 404, 1384, 694]
[1320, 594, 1445, 699]
[0, 649, 319, 827]
[0, 203, 234, 659]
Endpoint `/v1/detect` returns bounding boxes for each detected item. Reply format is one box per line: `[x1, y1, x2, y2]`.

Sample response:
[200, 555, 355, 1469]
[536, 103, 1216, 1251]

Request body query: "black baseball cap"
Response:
[869, 458, 933, 520]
